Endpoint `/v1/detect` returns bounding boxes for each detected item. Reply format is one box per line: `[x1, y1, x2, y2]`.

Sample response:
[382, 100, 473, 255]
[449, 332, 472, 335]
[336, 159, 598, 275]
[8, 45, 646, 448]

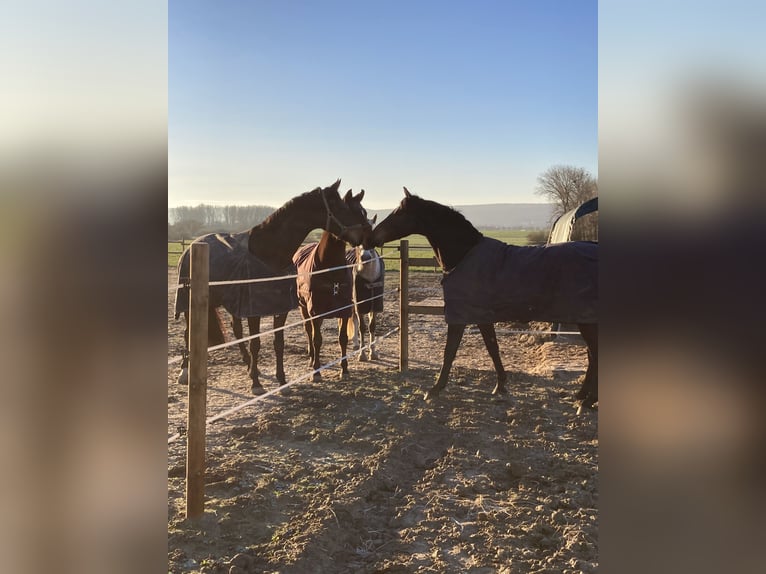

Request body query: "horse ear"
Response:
[355, 189, 365, 202]
[371, 213, 377, 224]
[403, 186, 411, 198]
[331, 179, 341, 191]
[343, 189, 353, 202]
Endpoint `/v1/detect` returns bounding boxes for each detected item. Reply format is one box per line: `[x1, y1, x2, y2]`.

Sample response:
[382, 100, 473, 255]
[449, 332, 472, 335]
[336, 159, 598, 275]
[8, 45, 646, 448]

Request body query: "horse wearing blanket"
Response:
[365, 188, 598, 411]
[293, 229, 355, 381]
[345, 247, 385, 361]
[174, 180, 370, 394]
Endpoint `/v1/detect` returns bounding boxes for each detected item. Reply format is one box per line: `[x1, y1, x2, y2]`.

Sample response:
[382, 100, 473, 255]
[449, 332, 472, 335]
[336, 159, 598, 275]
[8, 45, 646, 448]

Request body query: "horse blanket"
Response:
[345, 249, 385, 315]
[174, 231, 298, 319]
[441, 237, 597, 325]
[293, 243, 353, 319]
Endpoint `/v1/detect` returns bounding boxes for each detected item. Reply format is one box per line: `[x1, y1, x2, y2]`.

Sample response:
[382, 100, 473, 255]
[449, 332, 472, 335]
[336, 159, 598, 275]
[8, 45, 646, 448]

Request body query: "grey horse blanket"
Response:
[174, 231, 298, 319]
[345, 249, 385, 315]
[441, 237, 597, 325]
[293, 243, 353, 319]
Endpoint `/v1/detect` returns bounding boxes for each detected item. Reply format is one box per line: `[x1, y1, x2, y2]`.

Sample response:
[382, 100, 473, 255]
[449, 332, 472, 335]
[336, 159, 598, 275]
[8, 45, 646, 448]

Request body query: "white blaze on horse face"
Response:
[355, 245, 364, 272]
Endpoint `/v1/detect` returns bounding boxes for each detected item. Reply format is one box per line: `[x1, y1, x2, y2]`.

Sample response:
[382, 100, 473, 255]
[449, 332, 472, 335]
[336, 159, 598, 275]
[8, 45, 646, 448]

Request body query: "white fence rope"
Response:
[167, 288, 395, 366]
[168, 253, 380, 292]
[168, 326, 400, 444]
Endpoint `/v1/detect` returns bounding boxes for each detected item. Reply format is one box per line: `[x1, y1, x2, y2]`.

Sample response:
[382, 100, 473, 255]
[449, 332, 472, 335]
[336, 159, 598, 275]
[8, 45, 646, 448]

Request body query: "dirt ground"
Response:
[168, 268, 598, 574]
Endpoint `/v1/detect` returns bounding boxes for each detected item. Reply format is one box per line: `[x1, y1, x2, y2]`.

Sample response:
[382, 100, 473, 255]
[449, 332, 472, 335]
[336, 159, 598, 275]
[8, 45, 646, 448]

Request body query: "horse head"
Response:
[354, 245, 383, 282]
[364, 186, 420, 248]
[322, 181, 371, 246]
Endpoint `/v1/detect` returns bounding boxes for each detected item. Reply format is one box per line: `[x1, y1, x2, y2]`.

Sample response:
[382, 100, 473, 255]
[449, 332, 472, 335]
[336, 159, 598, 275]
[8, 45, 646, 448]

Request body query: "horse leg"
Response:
[338, 317, 350, 380]
[178, 306, 223, 385]
[273, 313, 287, 384]
[478, 323, 507, 395]
[426, 323, 466, 401]
[369, 311, 380, 360]
[177, 313, 189, 385]
[576, 323, 598, 410]
[356, 310, 368, 361]
[246, 316, 265, 395]
[300, 304, 313, 361]
[232, 316, 250, 365]
[352, 309, 361, 350]
[311, 318, 323, 381]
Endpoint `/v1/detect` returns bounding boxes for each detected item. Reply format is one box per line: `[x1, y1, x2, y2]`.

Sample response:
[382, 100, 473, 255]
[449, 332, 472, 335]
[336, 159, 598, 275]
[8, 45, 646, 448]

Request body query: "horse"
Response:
[345, 245, 385, 361]
[174, 180, 371, 395]
[293, 230, 355, 381]
[364, 187, 598, 410]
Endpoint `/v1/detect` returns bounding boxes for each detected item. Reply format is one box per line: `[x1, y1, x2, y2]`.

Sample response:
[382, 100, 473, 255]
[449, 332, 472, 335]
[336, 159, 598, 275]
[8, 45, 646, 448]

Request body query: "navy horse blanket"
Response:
[345, 249, 385, 315]
[174, 231, 298, 319]
[441, 237, 597, 325]
[293, 243, 353, 319]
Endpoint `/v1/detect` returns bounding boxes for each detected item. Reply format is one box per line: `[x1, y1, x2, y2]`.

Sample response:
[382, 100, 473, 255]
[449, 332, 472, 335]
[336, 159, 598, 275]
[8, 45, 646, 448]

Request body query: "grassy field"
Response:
[168, 228, 538, 270]
[168, 240, 187, 268]
[377, 229, 534, 272]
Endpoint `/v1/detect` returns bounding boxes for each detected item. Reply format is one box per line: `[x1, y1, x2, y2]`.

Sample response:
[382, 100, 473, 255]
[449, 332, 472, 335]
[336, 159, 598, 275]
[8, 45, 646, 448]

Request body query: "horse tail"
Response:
[208, 306, 226, 346]
[346, 310, 356, 340]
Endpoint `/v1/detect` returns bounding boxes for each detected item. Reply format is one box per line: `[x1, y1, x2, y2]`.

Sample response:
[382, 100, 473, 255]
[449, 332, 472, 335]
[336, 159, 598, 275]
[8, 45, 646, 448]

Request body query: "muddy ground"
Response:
[168, 268, 597, 573]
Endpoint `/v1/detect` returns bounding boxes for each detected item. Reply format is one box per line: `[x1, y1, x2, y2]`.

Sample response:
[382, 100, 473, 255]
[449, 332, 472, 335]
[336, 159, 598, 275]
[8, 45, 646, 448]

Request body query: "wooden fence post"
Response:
[186, 242, 209, 519]
[399, 239, 409, 372]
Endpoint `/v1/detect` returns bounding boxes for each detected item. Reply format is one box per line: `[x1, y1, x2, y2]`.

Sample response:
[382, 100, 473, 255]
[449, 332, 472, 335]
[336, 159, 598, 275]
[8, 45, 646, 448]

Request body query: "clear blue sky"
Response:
[169, 0, 597, 210]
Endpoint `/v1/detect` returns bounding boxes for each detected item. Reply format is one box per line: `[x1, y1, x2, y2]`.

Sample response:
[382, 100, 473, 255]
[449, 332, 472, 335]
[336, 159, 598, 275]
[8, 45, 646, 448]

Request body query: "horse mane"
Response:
[401, 194, 483, 270]
[410, 195, 483, 243]
[257, 187, 320, 229]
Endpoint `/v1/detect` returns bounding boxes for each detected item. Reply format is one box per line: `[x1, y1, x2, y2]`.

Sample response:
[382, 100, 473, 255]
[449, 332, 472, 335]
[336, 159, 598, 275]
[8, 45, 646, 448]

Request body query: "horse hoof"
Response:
[339, 371, 350, 381]
[276, 373, 286, 385]
[576, 400, 597, 415]
[370, 351, 380, 361]
[251, 384, 266, 396]
[358, 351, 369, 362]
[424, 389, 439, 401]
[312, 372, 322, 382]
[176, 368, 188, 386]
[491, 385, 507, 395]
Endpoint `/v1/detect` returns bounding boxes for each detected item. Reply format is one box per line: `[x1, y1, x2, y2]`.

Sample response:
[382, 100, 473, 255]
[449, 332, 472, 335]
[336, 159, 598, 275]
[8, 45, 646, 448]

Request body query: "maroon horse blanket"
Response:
[345, 249, 385, 315]
[174, 231, 298, 319]
[293, 243, 353, 319]
[441, 237, 597, 325]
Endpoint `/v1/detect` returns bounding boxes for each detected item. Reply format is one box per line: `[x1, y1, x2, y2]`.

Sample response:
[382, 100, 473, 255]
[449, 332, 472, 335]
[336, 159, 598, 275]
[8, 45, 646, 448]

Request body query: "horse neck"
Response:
[249, 192, 327, 269]
[422, 213, 482, 271]
[316, 231, 347, 266]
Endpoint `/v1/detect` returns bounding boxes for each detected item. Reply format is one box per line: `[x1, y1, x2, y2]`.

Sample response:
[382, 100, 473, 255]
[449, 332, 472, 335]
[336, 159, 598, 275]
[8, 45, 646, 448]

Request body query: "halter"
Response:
[321, 188, 368, 238]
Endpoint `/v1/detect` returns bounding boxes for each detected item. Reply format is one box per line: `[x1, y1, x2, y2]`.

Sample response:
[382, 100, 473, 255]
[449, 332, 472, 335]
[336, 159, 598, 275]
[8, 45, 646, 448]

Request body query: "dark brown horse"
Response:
[364, 188, 598, 411]
[174, 180, 370, 395]
[293, 229, 354, 381]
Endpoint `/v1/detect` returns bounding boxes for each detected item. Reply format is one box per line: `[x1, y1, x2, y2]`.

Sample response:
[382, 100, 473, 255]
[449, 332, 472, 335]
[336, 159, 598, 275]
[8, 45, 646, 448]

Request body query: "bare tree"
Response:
[535, 165, 597, 218]
[536, 165, 598, 242]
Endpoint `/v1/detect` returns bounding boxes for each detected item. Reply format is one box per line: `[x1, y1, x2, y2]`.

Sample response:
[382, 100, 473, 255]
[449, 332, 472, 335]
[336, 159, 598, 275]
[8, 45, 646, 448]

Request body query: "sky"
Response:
[169, 0, 597, 210]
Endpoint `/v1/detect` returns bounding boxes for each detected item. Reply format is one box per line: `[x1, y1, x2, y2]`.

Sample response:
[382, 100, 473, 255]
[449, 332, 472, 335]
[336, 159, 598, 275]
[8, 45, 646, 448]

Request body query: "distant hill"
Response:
[168, 202, 557, 237]
[368, 203, 555, 230]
